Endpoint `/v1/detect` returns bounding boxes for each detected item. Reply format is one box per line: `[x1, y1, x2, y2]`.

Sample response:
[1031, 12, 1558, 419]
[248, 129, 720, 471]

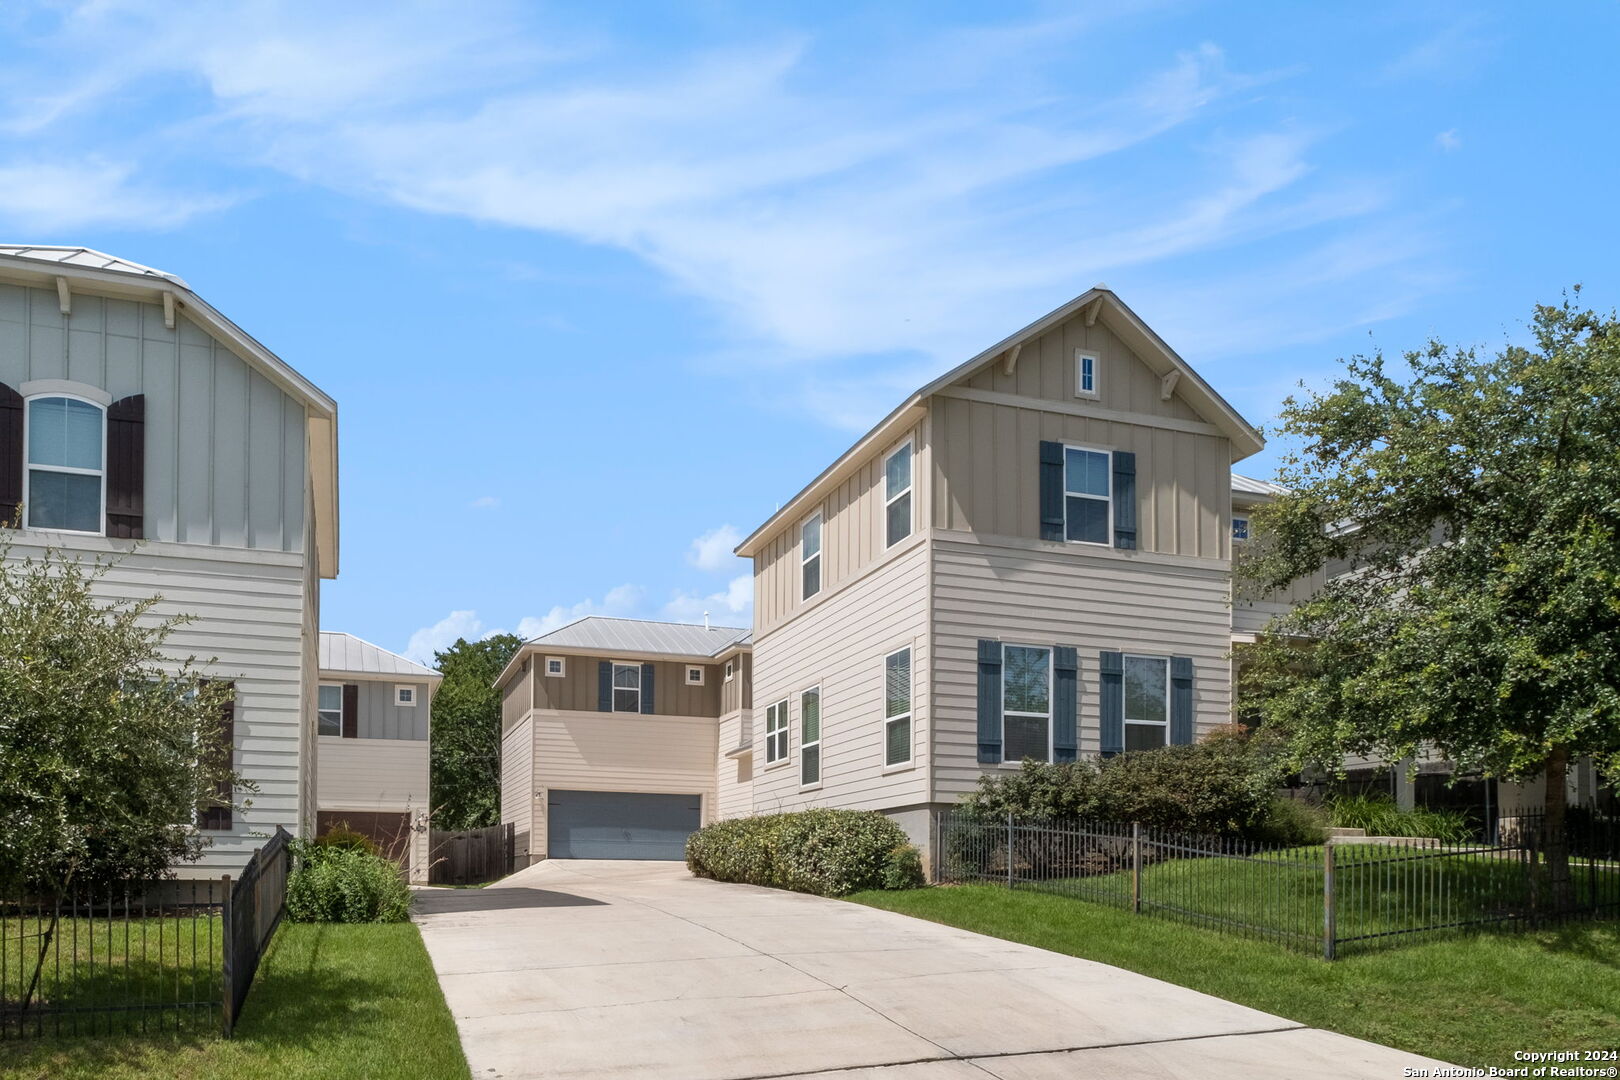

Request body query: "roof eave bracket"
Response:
[1160, 370, 1181, 401]
[1002, 342, 1022, 376]
[55, 276, 71, 316]
[162, 291, 176, 330]
[1083, 296, 1104, 326]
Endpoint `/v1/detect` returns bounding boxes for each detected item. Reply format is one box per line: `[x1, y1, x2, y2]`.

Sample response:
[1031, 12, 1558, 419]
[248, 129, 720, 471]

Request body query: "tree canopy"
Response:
[0, 535, 241, 893]
[429, 633, 521, 831]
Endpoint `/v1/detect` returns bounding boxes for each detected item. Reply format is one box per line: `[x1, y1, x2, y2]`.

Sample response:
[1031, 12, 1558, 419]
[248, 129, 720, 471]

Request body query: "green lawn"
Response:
[850, 884, 1620, 1070]
[0, 923, 470, 1080]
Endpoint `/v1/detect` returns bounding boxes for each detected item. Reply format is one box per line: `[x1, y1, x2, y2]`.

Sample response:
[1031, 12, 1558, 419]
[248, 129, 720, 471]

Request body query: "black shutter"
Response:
[1170, 656, 1194, 745]
[640, 662, 655, 714]
[341, 683, 358, 739]
[976, 639, 1003, 763]
[106, 394, 145, 538]
[598, 661, 613, 712]
[1053, 646, 1078, 762]
[0, 382, 21, 526]
[1099, 651, 1124, 756]
[198, 682, 236, 831]
[1039, 441, 1064, 541]
[1112, 451, 1137, 550]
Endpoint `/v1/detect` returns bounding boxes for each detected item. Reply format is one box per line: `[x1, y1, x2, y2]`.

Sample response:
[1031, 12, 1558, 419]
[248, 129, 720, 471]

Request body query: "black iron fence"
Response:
[1, 827, 293, 1041]
[934, 809, 1618, 958]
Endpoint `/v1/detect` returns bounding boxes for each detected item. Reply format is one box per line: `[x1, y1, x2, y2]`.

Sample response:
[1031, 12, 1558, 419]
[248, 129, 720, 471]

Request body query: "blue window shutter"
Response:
[1052, 646, 1078, 762]
[641, 662, 655, 714]
[1039, 441, 1064, 541]
[1099, 651, 1124, 755]
[976, 639, 1003, 763]
[598, 661, 612, 712]
[1170, 656, 1194, 745]
[1112, 451, 1137, 550]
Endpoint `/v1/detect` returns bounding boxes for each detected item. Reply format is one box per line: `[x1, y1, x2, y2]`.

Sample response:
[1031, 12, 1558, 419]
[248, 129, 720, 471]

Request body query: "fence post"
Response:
[220, 875, 234, 1036]
[1005, 810, 1014, 889]
[1131, 822, 1142, 914]
[1322, 844, 1336, 962]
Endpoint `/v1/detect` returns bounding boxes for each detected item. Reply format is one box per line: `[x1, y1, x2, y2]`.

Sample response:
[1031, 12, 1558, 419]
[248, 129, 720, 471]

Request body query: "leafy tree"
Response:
[1238, 295, 1620, 906]
[429, 633, 521, 830]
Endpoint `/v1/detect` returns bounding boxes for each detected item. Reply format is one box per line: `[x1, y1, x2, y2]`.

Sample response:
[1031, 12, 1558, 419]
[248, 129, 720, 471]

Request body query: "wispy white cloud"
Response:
[468, 495, 500, 509]
[402, 609, 487, 666]
[1435, 129, 1461, 151]
[0, 158, 231, 232]
[662, 575, 753, 626]
[1381, 16, 1498, 84]
[513, 584, 645, 640]
[686, 524, 743, 572]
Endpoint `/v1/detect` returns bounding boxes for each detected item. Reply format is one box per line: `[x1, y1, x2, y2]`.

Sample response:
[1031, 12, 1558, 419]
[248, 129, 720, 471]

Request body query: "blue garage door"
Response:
[547, 790, 702, 860]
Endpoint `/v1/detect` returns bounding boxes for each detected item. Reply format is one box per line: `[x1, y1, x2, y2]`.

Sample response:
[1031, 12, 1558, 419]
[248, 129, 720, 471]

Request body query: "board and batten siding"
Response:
[715, 710, 754, 820]
[748, 535, 931, 815]
[532, 655, 721, 717]
[754, 419, 929, 634]
[502, 658, 534, 733]
[720, 651, 752, 714]
[316, 738, 428, 812]
[4, 536, 312, 876]
[319, 677, 430, 740]
[0, 284, 307, 552]
[527, 710, 717, 859]
[930, 535, 1233, 801]
[501, 715, 535, 868]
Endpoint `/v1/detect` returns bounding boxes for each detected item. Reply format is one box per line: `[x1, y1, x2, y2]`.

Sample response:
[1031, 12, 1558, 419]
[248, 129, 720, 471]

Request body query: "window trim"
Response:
[882, 439, 914, 550]
[801, 509, 823, 601]
[799, 685, 822, 788]
[1123, 653, 1171, 752]
[22, 392, 107, 537]
[686, 665, 705, 686]
[544, 656, 566, 677]
[395, 685, 417, 707]
[317, 682, 343, 738]
[1001, 643, 1054, 764]
[1074, 349, 1100, 399]
[1061, 442, 1113, 548]
[882, 646, 913, 768]
[611, 661, 642, 713]
[724, 660, 735, 682]
[1232, 516, 1250, 542]
[764, 698, 790, 767]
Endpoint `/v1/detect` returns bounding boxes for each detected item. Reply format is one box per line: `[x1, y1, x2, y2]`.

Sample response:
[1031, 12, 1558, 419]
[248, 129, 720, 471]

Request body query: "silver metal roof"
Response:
[1232, 472, 1290, 497]
[319, 632, 440, 678]
[0, 245, 188, 287]
[528, 617, 750, 658]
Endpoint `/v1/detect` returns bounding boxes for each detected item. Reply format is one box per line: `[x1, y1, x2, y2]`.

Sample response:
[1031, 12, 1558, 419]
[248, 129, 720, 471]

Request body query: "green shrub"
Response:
[286, 840, 411, 923]
[1249, 796, 1328, 846]
[313, 823, 381, 857]
[959, 759, 1101, 821]
[686, 809, 921, 897]
[1326, 794, 1473, 843]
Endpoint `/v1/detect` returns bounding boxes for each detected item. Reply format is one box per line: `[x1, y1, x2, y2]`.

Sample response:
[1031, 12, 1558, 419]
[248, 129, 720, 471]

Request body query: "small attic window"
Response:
[1232, 517, 1250, 542]
[395, 685, 417, 707]
[687, 665, 704, 685]
[1075, 350, 1099, 399]
[545, 656, 566, 677]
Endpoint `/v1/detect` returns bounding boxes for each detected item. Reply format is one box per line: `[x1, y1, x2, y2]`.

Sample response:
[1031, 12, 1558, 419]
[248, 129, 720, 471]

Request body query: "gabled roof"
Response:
[735, 287, 1264, 557]
[319, 632, 440, 679]
[0, 244, 340, 578]
[527, 616, 750, 658]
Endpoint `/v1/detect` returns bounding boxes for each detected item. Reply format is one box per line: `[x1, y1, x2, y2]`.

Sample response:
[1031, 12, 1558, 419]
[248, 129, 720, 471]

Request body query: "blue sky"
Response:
[2, 2, 1615, 663]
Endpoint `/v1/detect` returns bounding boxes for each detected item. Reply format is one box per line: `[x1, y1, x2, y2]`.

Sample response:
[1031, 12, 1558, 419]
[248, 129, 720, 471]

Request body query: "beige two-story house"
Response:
[0, 245, 340, 876]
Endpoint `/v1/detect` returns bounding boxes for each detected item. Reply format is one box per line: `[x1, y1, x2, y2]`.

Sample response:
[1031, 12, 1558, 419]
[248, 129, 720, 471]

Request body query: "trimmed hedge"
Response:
[686, 808, 925, 896]
[286, 840, 412, 923]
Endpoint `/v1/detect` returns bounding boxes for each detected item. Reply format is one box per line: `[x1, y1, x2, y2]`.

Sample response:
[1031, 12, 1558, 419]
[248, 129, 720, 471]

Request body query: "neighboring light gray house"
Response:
[316, 632, 439, 881]
[0, 245, 339, 877]
[499, 286, 1268, 862]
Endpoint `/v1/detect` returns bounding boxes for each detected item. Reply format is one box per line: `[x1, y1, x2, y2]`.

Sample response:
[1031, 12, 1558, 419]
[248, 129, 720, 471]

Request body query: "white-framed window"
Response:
[1075, 350, 1099, 398]
[800, 686, 821, 787]
[1002, 644, 1052, 762]
[883, 441, 913, 549]
[317, 683, 343, 737]
[395, 685, 417, 707]
[1232, 516, 1250, 542]
[612, 662, 641, 712]
[545, 656, 566, 677]
[883, 647, 912, 767]
[725, 660, 735, 682]
[686, 665, 704, 686]
[1124, 654, 1170, 752]
[765, 699, 789, 764]
[24, 394, 105, 534]
[1063, 445, 1111, 546]
[801, 511, 822, 600]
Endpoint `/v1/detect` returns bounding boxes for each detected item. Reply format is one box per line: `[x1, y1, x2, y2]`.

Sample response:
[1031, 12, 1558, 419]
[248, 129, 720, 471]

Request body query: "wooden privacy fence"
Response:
[428, 823, 513, 886]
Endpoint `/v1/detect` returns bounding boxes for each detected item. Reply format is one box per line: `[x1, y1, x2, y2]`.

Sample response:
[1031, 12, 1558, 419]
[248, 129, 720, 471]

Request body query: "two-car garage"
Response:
[546, 789, 703, 861]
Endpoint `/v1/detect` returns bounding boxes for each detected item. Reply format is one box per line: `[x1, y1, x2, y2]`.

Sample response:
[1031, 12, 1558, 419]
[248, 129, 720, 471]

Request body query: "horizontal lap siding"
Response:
[715, 711, 754, 819]
[317, 737, 428, 811]
[749, 537, 931, 814]
[501, 716, 535, 865]
[931, 536, 1233, 801]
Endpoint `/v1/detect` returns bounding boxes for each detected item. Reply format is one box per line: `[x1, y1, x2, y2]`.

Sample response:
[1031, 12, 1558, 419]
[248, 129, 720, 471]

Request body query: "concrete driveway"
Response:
[413, 860, 1450, 1080]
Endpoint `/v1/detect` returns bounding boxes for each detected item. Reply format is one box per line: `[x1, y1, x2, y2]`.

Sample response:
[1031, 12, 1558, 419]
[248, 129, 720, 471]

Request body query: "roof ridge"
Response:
[319, 629, 439, 675]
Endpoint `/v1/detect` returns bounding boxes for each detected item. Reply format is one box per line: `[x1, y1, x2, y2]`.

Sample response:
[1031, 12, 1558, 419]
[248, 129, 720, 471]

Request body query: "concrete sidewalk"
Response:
[413, 860, 1452, 1080]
